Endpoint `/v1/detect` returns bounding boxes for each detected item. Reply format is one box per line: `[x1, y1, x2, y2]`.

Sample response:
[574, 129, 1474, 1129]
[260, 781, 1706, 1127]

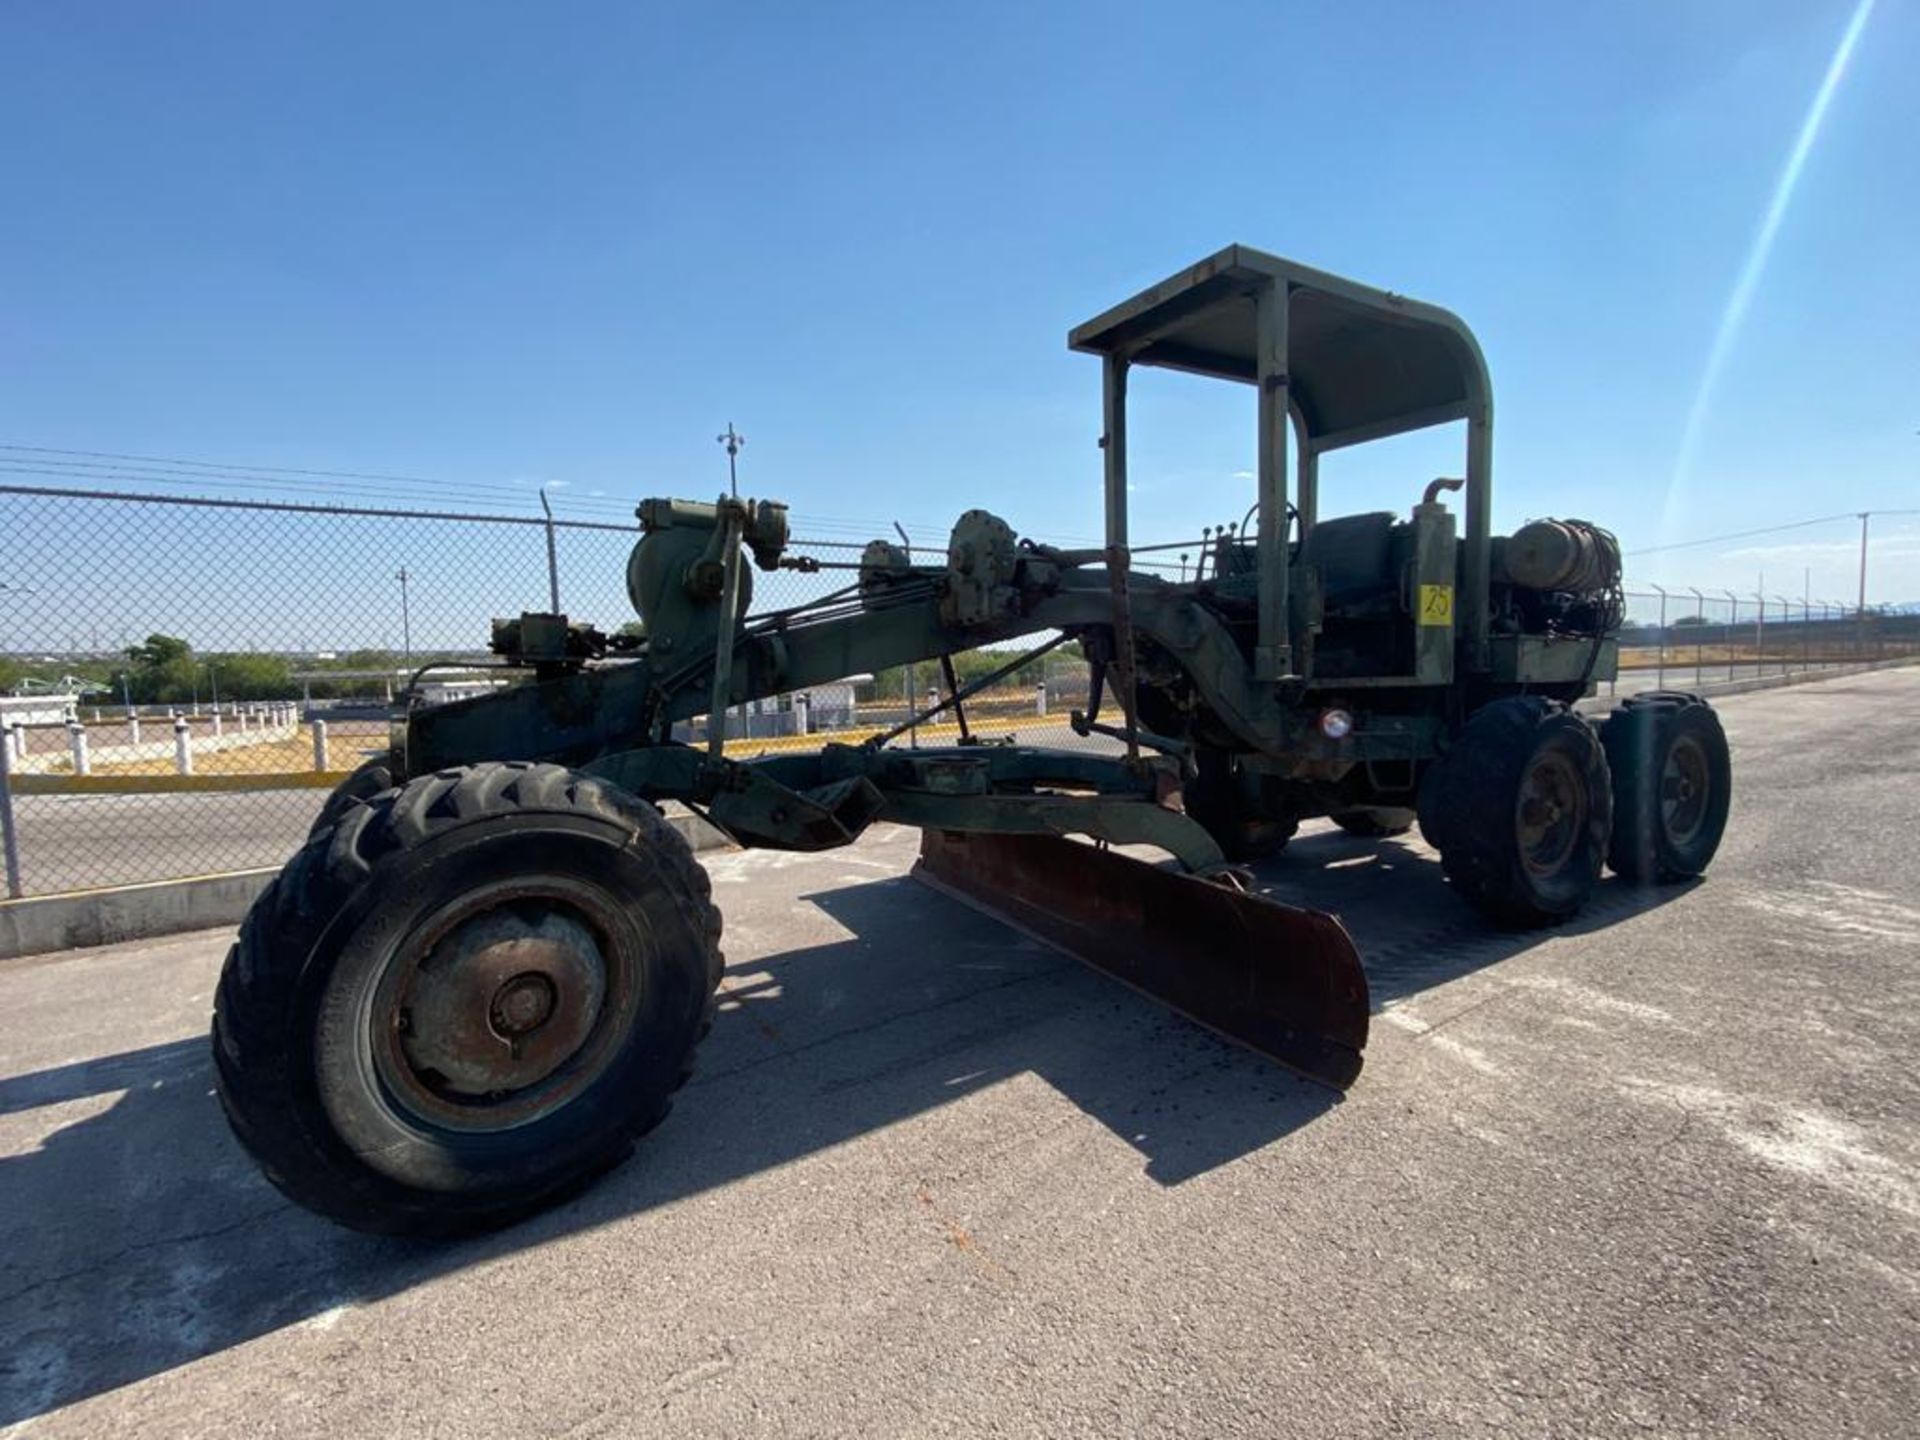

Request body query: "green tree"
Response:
[123, 633, 199, 704]
[211, 652, 293, 701]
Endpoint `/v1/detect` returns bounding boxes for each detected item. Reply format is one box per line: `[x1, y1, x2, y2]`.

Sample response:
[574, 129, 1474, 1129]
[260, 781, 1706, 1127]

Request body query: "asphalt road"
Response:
[3, 669, 1918, 1437]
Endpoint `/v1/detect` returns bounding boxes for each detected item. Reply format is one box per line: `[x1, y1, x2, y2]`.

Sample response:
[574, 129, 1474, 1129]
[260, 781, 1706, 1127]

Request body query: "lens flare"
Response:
[1661, 0, 1877, 541]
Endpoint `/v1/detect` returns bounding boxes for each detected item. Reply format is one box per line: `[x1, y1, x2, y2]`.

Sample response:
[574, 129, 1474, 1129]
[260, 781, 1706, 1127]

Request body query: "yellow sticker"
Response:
[1418, 584, 1454, 626]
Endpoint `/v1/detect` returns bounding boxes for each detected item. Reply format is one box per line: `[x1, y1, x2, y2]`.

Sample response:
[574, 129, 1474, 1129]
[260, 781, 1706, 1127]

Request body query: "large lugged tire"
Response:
[213, 761, 723, 1237]
[1430, 697, 1612, 927]
[1601, 691, 1731, 883]
[307, 755, 396, 838]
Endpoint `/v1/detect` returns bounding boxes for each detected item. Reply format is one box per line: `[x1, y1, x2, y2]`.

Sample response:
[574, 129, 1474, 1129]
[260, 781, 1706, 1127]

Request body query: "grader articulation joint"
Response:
[213, 246, 1731, 1236]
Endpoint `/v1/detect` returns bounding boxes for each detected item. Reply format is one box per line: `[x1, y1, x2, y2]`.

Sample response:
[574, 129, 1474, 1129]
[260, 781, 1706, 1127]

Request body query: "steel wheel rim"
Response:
[1516, 749, 1586, 877]
[1660, 734, 1710, 846]
[369, 876, 641, 1133]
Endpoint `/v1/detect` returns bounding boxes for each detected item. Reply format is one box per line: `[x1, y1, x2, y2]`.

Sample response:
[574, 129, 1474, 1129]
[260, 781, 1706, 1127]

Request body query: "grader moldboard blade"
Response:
[913, 830, 1368, 1087]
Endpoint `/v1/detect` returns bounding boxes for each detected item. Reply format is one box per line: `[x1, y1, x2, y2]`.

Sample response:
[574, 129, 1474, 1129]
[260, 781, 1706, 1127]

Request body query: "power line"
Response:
[0, 455, 644, 516]
[0, 442, 501, 490]
[1627, 509, 1920, 557]
[0, 442, 1102, 546]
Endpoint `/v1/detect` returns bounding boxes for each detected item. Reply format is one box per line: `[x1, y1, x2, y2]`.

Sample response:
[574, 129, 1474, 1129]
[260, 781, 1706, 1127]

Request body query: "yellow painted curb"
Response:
[5, 720, 1014, 794]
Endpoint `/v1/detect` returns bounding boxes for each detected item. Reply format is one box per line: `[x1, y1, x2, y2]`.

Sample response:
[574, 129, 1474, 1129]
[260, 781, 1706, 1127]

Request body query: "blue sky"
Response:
[3, 1, 1915, 611]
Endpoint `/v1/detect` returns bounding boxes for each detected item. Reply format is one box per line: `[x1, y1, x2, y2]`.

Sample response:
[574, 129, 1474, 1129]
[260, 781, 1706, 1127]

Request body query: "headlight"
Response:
[1318, 707, 1354, 740]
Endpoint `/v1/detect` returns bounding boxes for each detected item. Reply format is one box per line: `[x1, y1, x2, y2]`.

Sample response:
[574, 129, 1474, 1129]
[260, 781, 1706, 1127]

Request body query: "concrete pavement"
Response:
[2, 669, 1918, 1436]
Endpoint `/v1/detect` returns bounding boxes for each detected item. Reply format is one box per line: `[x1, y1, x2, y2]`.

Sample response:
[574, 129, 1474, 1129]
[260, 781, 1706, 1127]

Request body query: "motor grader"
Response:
[213, 246, 1731, 1235]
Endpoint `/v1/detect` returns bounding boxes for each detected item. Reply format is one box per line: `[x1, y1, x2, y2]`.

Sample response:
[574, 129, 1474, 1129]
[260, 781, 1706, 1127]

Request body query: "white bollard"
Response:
[794, 693, 811, 736]
[174, 718, 193, 775]
[311, 719, 329, 772]
[128, 713, 141, 745]
[1035, 681, 1048, 717]
[212, 709, 224, 738]
[68, 723, 91, 776]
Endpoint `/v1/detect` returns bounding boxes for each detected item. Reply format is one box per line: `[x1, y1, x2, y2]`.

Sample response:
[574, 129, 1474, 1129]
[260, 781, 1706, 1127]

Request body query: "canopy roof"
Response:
[1068, 245, 1490, 452]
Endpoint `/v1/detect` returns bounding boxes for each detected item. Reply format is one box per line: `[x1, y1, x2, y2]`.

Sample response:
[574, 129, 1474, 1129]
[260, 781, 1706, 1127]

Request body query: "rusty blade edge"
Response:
[911, 831, 1368, 1090]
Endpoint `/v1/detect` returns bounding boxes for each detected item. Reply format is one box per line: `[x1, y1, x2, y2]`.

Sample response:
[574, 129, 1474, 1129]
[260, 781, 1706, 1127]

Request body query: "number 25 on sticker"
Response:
[1418, 584, 1454, 626]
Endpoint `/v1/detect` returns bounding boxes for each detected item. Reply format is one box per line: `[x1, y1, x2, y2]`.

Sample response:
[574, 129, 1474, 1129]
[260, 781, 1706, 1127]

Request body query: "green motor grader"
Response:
[213, 246, 1731, 1235]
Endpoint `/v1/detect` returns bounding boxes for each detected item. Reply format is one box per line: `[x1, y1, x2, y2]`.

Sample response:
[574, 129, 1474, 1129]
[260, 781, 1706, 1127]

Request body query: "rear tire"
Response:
[1601, 692, 1731, 882]
[1330, 807, 1415, 839]
[214, 761, 724, 1237]
[1430, 698, 1611, 927]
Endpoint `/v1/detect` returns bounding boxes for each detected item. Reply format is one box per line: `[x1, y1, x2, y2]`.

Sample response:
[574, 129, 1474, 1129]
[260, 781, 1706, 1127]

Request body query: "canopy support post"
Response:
[1255, 280, 1293, 683]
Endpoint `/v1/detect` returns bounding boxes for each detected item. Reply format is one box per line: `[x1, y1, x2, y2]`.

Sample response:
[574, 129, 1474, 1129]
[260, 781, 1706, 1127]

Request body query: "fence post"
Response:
[174, 718, 193, 776]
[1651, 585, 1667, 691]
[311, 719, 330, 772]
[0, 726, 23, 899]
[212, 707, 224, 737]
[1688, 588, 1705, 689]
[67, 722, 90, 777]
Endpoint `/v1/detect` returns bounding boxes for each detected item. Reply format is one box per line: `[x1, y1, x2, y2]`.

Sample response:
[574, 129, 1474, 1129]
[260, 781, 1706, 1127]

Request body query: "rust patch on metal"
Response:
[913, 830, 1367, 1087]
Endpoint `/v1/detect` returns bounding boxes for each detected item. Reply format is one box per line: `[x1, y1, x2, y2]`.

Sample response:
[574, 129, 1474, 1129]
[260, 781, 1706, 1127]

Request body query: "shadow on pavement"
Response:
[0, 834, 1684, 1424]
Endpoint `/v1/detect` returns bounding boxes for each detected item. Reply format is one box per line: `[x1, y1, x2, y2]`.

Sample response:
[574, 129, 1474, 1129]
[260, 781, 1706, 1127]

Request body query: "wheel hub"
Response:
[1660, 735, 1710, 844]
[1516, 750, 1586, 876]
[398, 908, 608, 1100]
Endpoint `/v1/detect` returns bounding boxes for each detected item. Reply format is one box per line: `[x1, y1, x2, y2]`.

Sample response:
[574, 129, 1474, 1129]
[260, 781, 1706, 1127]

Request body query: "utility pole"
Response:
[397, 567, 413, 668]
[717, 424, 745, 499]
[1856, 511, 1870, 660]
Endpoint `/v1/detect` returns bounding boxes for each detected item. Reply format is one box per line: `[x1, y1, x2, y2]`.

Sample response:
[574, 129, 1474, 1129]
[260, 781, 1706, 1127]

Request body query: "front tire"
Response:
[308, 754, 395, 838]
[1430, 698, 1612, 927]
[1601, 692, 1731, 882]
[214, 762, 723, 1237]
[1330, 807, 1415, 839]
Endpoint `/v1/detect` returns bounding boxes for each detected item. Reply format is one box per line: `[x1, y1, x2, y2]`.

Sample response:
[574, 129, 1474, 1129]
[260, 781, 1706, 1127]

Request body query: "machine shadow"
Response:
[0, 839, 1679, 1424]
[1248, 825, 1696, 1008]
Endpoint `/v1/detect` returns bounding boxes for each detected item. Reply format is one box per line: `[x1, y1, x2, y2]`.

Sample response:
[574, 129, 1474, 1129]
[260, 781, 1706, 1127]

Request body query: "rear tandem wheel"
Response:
[1428, 697, 1613, 928]
[1600, 690, 1731, 883]
[213, 761, 724, 1237]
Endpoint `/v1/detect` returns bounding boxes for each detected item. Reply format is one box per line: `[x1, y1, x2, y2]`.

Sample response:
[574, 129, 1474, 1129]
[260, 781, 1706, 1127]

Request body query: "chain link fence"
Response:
[2, 483, 1914, 898]
[0, 484, 1105, 897]
[1605, 586, 1915, 696]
